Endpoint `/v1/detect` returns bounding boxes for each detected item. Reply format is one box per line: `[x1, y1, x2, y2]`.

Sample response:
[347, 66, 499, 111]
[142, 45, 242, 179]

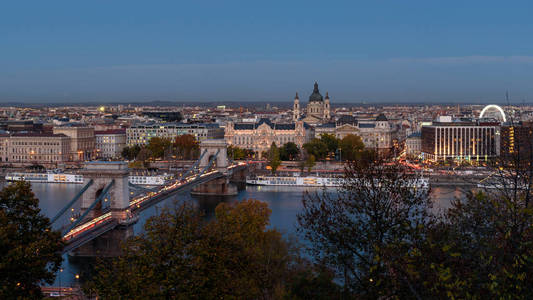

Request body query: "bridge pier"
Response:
[69, 225, 134, 257]
[191, 177, 238, 196]
[230, 168, 248, 191]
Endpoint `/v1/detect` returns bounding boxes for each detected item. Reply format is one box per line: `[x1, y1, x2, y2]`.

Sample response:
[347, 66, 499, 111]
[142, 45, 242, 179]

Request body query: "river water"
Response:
[24, 182, 466, 286]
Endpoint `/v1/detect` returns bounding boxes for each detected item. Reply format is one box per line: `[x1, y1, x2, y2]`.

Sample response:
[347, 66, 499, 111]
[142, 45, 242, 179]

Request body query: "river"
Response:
[23, 182, 467, 286]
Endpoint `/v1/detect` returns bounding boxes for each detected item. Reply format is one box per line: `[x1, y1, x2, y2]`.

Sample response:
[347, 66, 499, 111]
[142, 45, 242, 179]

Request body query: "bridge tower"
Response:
[199, 139, 229, 174]
[69, 161, 133, 257]
[192, 139, 237, 196]
[80, 161, 130, 220]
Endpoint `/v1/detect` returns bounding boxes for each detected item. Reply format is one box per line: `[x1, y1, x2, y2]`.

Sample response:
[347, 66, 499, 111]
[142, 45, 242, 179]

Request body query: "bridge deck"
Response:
[62, 163, 247, 252]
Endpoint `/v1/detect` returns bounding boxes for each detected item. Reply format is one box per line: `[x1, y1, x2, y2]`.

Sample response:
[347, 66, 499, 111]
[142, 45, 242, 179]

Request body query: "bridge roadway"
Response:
[61, 162, 247, 254]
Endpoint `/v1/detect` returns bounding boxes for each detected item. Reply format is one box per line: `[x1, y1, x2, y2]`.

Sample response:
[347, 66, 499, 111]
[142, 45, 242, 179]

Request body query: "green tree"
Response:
[147, 137, 172, 159]
[267, 142, 281, 174]
[319, 133, 339, 155]
[280, 142, 300, 161]
[303, 138, 328, 160]
[0, 181, 64, 299]
[339, 134, 366, 161]
[87, 199, 308, 299]
[121, 145, 141, 160]
[228, 145, 248, 160]
[305, 154, 316, 173]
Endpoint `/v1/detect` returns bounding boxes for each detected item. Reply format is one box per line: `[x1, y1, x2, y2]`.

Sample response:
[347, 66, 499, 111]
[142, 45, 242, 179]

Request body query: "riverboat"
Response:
[6, 171, 172, 186]
[246, 175, 344, 187]
[5, 171, 83, 184]
[246, 175, 429, 189]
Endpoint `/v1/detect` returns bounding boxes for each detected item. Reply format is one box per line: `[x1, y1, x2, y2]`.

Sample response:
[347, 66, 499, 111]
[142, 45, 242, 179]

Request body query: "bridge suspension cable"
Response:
[179, 149, 208, 181]
[62, 180, 115, 236]
[128, 182, 159, 192]
[196, 149, 220, 180]
[50, 179, 93, 225]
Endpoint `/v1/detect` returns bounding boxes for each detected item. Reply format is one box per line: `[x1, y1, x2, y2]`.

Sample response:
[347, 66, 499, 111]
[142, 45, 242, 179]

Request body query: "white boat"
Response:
[129, 174, 171, 186]
[246, 175, 430, 189]
[246, 175, 344, 187]
[5, 171, 84, 184]
[6, 171, 172, 186]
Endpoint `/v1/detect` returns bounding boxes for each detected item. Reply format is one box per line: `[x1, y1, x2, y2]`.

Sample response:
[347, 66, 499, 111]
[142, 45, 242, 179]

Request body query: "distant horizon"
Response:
[2, 1, 533, 102]
[0, 99, 530, 108]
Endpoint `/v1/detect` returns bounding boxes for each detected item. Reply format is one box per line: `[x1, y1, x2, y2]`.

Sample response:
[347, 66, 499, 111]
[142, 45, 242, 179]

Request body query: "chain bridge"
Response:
[50, 139, 248, 256]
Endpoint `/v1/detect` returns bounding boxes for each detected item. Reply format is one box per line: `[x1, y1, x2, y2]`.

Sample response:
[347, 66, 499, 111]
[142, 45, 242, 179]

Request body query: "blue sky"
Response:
[1, 0, 533, 103]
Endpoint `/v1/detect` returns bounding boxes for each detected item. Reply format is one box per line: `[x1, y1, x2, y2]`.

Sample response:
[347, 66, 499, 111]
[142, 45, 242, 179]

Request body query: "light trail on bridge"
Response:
[62, 162, 247, 242]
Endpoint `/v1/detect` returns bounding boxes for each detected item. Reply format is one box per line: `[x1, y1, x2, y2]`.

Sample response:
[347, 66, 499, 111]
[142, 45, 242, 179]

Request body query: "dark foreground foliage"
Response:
[0, 181, 64, 299]
[299, 150, 533, 299]
[86, 199, 340, 299]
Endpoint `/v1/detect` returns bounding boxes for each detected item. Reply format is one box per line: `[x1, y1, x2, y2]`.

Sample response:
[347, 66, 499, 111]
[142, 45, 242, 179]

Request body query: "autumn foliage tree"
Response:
[0, 181, 64, 299]
[86, 199, 330, 299]
[174, 134, 199, 160]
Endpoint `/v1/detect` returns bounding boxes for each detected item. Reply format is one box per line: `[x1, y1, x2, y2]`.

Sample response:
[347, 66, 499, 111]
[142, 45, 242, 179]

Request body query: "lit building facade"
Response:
[95, 129, 126, 159]
[225, 118, 310, 157]
[500, 122, 533, 161]
[315, 114, 395, 152]
[406, 132, 422, 157]
[53, 126, 95, 161]
[4, 133, 71, 163]
[421, 118, 500, 162]
[126, 123, 224, 146]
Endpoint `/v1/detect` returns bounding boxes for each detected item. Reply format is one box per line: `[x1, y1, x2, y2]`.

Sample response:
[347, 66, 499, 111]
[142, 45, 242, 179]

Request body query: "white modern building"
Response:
[126, 123, 224, 146]
[421, 117, 500, 162]
[95, 129, 127, 159]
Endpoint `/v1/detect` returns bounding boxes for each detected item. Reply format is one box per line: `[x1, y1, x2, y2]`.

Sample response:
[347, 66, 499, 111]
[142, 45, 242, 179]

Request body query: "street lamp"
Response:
[59, 268, 63, 297]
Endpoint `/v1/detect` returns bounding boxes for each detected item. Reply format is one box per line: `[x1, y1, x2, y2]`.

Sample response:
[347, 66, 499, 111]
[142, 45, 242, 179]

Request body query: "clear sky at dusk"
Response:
[2, 0, 533, 103]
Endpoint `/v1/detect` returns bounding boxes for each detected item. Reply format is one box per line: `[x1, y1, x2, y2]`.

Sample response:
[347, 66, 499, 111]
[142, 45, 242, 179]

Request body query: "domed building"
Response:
[293, 82, 331, 124]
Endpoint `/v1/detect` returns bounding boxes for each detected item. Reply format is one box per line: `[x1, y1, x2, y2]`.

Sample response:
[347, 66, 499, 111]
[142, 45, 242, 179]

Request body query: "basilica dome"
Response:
[309, 82, 323, 102]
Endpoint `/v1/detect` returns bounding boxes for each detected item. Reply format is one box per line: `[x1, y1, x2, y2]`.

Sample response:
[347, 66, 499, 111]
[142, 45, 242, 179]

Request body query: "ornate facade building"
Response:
[315, 114, 395, 152]
[293, 82, 331, 124]
[225, 118, 311, 157]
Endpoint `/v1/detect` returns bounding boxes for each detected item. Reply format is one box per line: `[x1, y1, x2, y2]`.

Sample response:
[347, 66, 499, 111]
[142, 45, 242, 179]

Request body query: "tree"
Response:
[303, 139, 328, 160]
[174, 134, 199, 160]
[339, 134, 366, 161]
[136, 147, 152, 163]
[319, 133, 339, 154]
[228, 145, 248, 160]
[147, 137, 172, 159]
[305, 154, 316, 173]
[0, 181, 64, 299]
[280, 142, 300, 161]
[298, 153, 433, 298]
[87, 199, 309, 299]
[267, 142, 281, 174]
[404, 124, 533, 298]
[121, 145, 141, 160]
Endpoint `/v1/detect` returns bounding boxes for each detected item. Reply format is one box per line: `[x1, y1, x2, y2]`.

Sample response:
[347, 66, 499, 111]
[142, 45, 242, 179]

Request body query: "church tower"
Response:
[324, 92, 331, 120]
[293, 92, 300, 121]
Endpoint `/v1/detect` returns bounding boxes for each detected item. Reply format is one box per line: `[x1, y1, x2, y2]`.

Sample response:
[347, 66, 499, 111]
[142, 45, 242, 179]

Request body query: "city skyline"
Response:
[2, 1, 533, 102]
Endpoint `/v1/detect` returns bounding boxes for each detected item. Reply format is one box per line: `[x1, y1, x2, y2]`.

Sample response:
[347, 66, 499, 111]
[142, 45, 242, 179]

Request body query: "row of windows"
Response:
[11, 141, 62, 146]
